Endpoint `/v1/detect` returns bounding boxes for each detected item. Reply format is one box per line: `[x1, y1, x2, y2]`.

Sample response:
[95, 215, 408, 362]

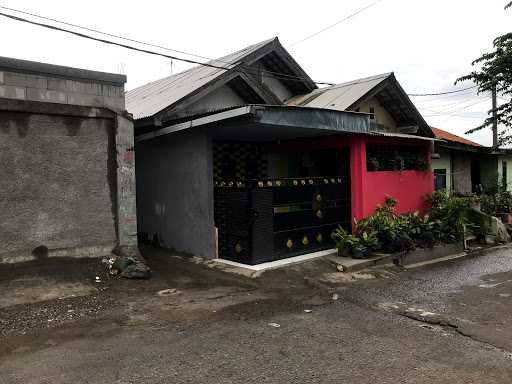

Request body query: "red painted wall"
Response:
[350, 136, 434, 223]
[362, 170, 433, 217]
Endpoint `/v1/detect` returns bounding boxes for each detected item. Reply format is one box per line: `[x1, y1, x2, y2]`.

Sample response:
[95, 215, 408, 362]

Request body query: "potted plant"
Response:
[331, 226, 355, 257]
[352, 230, 379, 258]
[332, 226, 378, 259]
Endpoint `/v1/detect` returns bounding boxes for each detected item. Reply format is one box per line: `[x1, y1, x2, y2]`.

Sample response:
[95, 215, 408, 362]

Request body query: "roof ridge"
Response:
[126, 37, 276, 95]
[317, 72, 392, 92]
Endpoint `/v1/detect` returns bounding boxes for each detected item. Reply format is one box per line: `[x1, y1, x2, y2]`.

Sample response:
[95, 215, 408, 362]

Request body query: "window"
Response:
[434, 169, 447, 190]
[369, 106, 375, 120]
[502, 161, 508, 190]
[366, 145, 428, 172]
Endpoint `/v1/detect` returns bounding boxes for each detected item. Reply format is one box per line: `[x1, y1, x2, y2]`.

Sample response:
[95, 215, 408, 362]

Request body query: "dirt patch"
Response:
[0, 245, 363, 359]
[0, 278, 98, 308]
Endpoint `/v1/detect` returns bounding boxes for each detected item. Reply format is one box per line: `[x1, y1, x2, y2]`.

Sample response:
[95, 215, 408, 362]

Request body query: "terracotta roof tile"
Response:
[431, 127, 482, 147]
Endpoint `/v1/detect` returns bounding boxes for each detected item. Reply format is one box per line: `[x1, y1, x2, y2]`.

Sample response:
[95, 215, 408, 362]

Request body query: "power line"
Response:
[0, 5, 337, 86]
[408, 85, 478, 97]
[415, 95, 485, 111]
[0, 4, 214, 62]
[437, 98, 490, 124]
[0, 6, 491, 98]
[412, 89, 482, 105]
[290, 0, 383, 47]
[417, 95, 487, 115]
[0, 11, 233, 70]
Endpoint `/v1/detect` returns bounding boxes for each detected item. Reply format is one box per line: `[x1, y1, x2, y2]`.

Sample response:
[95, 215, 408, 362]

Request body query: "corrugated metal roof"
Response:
[287, 73, 391, 110]
[126, 38, 275, 120]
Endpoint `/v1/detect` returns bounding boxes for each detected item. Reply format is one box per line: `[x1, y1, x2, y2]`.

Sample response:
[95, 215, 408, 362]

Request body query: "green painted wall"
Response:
[498, 155, 512, 192]
[431, 147, 452, 191]
[480, 156, 498, 192]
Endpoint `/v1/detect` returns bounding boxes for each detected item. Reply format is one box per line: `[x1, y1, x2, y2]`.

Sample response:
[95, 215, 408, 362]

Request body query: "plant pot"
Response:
[337, 247, 351, 258]
[352, 247, 368, 259]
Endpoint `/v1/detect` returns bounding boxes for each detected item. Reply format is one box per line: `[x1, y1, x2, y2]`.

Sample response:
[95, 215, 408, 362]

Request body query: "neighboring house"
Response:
[0, 57, 137, 263]
[431, 127, 512, 194]
[288, 73, 433, 137]
[128, 38, 435, 265]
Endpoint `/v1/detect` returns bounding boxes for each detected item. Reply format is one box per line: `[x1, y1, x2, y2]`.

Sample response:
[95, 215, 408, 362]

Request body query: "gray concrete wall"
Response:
[0, 56, 138, 262]
[136, 129, 215, 258]
[0, 110, 117, 262]
[0, 56, 126, 112]
[0, 70, 125, 111]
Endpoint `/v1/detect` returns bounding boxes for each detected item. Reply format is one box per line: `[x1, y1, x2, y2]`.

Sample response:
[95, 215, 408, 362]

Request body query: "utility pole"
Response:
[492, 84, 498, 148]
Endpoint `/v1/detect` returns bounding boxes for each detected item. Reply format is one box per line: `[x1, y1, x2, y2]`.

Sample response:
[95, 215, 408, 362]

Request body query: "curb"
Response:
[334, 243, 512, 273]
[403, 244, 511, 270]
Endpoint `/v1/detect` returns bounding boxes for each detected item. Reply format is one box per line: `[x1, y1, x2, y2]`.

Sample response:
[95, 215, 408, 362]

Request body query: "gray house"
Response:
[129, 38, 435, 265]
[0, 57, 137, 263]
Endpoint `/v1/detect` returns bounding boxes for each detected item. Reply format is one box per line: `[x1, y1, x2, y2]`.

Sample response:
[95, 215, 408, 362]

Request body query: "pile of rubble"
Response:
[102, 247, 151, 279]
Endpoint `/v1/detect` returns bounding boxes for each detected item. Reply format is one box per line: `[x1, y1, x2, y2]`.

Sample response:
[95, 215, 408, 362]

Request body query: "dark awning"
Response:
[136, 105, 370, 143]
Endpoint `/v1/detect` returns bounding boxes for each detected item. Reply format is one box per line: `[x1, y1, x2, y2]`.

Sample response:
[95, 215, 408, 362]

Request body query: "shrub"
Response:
[426, 191, 472, 242]
[481, 190, 512, 216]
[331, 226, 378, 258]
[354, 197, 435, 253]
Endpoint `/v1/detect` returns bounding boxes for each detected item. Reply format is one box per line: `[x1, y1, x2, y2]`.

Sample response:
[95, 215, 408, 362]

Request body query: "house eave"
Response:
[136, 105, 370, 143]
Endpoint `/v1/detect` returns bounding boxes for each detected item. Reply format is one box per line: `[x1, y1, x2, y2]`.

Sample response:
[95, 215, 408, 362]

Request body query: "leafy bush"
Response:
[481, 190, 512, 216]
[354, 197, 436, 253]
[426, 190, 472, 242]
[332, 192, 480, 259]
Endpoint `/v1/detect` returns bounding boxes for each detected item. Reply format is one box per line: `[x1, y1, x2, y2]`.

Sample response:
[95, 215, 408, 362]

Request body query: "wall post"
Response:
[349, 137, 367, 230]
[115, 113, 138, 250]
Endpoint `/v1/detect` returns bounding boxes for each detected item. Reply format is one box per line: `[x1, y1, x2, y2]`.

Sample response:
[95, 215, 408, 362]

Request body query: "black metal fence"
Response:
[214, 177, 351, 265]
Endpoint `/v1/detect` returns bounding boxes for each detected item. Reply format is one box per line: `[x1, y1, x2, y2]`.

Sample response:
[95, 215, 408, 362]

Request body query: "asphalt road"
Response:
[1, 246, 512, 383]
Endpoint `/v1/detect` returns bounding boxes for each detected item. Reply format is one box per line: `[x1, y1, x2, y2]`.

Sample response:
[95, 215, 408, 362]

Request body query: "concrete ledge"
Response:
[393, 243, 464, 267]
[0, 97, 115, 118]
[0, 244, 115, 264]
[325, 253, 395, 272]
[0, 56, 126, 85]
[213, 248, 338, 272]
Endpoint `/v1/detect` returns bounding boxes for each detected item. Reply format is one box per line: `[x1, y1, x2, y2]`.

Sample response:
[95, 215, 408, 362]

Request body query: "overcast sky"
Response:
[1, 0, 510, 145]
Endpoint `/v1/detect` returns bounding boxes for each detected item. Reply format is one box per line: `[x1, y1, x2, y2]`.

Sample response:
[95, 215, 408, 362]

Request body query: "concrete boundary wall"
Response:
[0, 56, 137, 263]
[0, 56, 125, 111]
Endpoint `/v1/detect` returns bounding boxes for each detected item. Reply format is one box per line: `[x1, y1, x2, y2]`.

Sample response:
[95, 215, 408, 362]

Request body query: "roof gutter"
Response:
[135, 106, 253, 142]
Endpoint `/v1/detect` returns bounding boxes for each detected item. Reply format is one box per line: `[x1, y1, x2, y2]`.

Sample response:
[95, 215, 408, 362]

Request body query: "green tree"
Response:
[456, 2, 512, 146]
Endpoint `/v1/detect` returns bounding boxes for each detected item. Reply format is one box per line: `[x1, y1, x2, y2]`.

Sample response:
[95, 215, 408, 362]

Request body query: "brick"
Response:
[0, 85, 26, 100]
[46, 78, 67, 91]
[102, 84, 124, 97]
[47, 78, 102, 95]
[66, 80, 102, 95]
[26, 88, 66, 103]
[3, 71, 47, 89]
[66, 92, 104, 108]
[102, 96, 125, 111]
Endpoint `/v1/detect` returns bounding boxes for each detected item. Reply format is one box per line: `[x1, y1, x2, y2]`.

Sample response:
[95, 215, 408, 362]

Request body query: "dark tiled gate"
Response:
[214, 177, 351, 265]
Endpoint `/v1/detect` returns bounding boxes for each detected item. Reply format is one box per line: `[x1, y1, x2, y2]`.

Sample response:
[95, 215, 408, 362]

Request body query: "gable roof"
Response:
[126, 37, 316, 121]
[287, 73, 391, 110]
[288, 72, 434, 138]
[431, 127, 482, 147]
